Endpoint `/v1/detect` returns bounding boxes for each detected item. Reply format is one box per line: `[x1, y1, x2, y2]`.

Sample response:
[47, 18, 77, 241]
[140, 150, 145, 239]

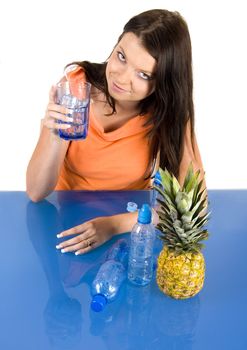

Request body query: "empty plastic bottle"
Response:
[128, 204, 155, 286]
[151, 171, 163, 208]
[90, 239, 129, 312]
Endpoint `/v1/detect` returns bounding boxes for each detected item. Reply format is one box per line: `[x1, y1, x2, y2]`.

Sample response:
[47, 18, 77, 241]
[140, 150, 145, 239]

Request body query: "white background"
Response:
[0, 0, 246, 190]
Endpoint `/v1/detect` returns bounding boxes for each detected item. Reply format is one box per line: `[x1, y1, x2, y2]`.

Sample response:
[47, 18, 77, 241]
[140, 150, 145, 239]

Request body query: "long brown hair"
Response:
[68, 9, 194, 178]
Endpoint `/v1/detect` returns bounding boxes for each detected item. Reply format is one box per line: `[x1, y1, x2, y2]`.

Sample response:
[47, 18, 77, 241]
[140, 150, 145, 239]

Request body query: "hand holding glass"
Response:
[56, 81, 91, 140]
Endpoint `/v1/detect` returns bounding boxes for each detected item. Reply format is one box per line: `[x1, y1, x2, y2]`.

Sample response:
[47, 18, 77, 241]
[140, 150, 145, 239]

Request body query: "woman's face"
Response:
[105, 32, 156, 104]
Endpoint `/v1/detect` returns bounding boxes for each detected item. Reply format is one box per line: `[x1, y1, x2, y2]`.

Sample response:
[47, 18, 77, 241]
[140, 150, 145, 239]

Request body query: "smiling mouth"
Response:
[112, 82, 129, 93]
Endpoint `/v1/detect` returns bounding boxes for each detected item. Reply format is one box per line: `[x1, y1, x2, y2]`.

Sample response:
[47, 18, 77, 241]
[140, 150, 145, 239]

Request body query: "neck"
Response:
[92, 89, 141, 117]
[115, 100, 140, 117]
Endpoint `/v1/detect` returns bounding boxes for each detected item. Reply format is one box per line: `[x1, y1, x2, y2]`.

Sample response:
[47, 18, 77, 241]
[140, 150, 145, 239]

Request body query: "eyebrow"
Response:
[118, 45, 155, 76]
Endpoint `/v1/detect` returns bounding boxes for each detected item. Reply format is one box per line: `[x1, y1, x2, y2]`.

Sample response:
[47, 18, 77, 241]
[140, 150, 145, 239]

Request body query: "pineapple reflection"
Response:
[150, 294, 201, 349]
[26, 200, 82, 348]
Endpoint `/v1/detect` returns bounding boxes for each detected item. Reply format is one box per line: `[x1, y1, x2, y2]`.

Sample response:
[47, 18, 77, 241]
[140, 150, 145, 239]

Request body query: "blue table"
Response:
[0, 190, 247, 350]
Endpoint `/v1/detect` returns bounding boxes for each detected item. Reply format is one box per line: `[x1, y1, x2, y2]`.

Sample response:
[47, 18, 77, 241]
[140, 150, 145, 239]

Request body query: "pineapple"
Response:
[154, 164, 210, 299]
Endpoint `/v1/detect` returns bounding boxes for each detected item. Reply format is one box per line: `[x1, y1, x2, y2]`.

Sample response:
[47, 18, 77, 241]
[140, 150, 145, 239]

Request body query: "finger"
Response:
[57, 223, 89, 238]
[56, 234, 94, 252]
[49, 85, 57, 103]
[46, 110, 73, 123]
[48, 102, 73, 115]
[75, 245, 94, 255]
[43, 109, 73, 131]
[75, 240, 98, 255]
[50, 114, 73, 124]
[47, 104, 74, 120]
[58, 240, 88, 253]
[43, 118, 71, 130]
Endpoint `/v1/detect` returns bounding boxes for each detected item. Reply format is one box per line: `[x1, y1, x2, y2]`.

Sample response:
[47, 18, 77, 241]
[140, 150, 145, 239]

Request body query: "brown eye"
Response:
[138, 71, 152, 80]
[117, 51, 125, 62]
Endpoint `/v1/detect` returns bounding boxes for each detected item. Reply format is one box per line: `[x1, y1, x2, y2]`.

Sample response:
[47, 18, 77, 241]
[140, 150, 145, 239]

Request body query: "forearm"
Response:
[108, 212, 138, 234]
[105, 209, 159, 235]
[26, 126, 69, 202]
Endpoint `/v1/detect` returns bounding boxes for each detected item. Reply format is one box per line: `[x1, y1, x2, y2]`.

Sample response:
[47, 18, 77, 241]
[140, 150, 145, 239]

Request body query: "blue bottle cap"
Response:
[138, 204, 152, 224]
[91, 294, 107, 312]
[155, 171, 162, 180]
[126, 202, 138, 212]
[154, 171, 163, 186]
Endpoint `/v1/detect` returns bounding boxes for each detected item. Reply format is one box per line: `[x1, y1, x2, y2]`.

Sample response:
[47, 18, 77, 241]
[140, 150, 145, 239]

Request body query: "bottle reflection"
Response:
[89, 276, 200, 350]
[125, 282, 153, 349]
[26, 200, 82, 348]
[89, 281, 153, 350]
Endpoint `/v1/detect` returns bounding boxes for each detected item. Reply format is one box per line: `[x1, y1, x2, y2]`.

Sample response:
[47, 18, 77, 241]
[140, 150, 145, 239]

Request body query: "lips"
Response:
[112, 82, 129, 93]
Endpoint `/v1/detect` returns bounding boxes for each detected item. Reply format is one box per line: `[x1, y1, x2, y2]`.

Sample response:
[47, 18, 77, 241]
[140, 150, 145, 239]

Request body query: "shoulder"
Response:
[64, 64, 86, 82]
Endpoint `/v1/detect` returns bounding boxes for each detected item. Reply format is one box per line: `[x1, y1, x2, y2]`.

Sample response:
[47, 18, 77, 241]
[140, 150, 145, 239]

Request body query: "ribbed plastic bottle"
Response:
[151, 171, 163, 208]
[90, 239, 129, 312]
[128, 204, 155, 286]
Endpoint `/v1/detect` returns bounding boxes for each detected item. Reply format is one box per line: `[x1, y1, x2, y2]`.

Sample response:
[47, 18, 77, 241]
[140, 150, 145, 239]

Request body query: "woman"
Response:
[26, 9, 204, 255]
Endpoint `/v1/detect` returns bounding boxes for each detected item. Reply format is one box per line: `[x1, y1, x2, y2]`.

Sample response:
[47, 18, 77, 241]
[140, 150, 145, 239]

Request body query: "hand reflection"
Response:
[26, 200, 82, 348]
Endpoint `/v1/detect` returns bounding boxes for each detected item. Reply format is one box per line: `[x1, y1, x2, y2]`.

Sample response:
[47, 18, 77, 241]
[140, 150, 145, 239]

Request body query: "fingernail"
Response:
[56, 245, 61, 249]
[61, 249, 66, 253]
[75, 251, 79, 256]
[57, 234, 62, 238]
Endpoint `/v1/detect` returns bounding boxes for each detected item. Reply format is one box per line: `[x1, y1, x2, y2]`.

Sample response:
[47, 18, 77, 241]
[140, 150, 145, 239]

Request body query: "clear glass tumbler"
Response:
[56, 80, 91, 140]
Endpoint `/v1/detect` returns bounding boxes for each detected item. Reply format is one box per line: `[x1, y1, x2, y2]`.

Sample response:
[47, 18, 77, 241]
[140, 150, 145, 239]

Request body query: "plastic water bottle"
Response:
[151, 171, 163, 208]
[90, 239, 129, 312]
[128, 204, 155, 286]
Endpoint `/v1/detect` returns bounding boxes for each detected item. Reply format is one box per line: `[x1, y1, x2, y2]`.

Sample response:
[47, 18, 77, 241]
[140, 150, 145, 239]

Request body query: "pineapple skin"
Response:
[156, 246, 205, 299]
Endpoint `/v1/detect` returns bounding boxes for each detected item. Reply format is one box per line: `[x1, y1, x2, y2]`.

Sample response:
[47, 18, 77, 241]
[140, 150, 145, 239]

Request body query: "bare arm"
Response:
[179, 121, 206, 188]
[26, 86, 72, 202]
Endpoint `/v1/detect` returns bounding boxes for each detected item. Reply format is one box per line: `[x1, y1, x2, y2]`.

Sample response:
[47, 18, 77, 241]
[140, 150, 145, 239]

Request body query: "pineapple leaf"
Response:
[192, 197, 208, 220]
[156, 164, 210, 252]
[172, 175, 181, 197]
[156, 217, 174, 232]
[159, 168, 174, 201]
[192, 178, 204, 205]
[157, 190, 177, 211]
[182, 162, 194, 190]
[193, 212, 211, 229]
[189, 196, 206, 216]
[175, 191, 193, 214]
[184, 169, 200, 194]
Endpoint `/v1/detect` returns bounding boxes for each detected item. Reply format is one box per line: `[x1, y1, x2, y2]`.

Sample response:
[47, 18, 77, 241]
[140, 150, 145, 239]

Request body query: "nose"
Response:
[116, 66, 133, 86]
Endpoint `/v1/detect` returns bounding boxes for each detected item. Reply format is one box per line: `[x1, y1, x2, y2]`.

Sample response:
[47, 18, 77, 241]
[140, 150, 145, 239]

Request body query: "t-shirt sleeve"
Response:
[65, 65, 86, 82]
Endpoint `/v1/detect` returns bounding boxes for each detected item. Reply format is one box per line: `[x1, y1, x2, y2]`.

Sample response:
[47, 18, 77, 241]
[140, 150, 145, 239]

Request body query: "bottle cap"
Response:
[153, 171, 162, 186]
[91, 294, 107, 312]
[155, 171, 162, 181]
[126, 202, 138, 212]
[138, 204, 152, 224]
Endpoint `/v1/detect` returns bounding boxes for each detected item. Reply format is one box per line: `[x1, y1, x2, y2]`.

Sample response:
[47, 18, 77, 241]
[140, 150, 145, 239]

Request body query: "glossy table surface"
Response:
[0, 190, 247, 350]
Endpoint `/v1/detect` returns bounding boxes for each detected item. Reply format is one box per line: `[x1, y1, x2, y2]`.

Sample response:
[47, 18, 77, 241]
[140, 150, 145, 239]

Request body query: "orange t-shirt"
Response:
[55, 67, 152, 191]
